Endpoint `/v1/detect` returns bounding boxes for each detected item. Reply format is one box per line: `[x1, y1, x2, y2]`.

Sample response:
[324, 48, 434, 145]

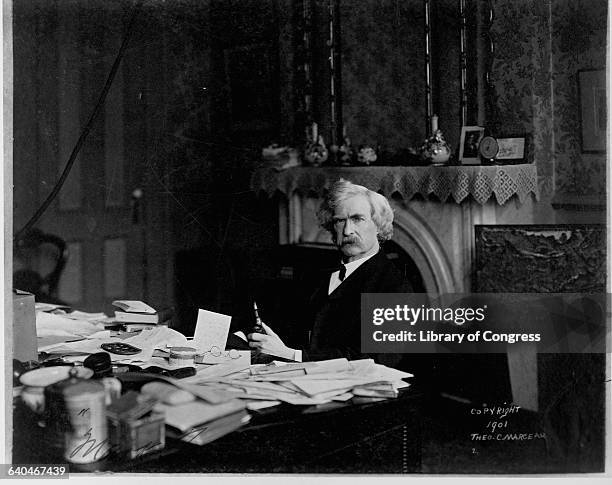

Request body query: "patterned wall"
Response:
[490, 0, 554, 194]
[490, 0, 607, 199]
[551, 0, 607, 196]
[340, 0, 426, 155]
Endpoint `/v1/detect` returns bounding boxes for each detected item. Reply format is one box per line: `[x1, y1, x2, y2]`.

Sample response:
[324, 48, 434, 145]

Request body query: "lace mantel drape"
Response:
[251, 165, 539, 205]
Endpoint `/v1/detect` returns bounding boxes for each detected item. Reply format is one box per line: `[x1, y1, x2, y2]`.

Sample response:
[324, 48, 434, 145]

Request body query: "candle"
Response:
[431, 115, 438, 134]
[312, 122, 318, 141]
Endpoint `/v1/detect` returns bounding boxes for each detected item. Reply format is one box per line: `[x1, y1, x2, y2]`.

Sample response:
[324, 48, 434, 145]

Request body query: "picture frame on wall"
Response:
[578, 69, 606, 153]
[459, 126, 485, 165]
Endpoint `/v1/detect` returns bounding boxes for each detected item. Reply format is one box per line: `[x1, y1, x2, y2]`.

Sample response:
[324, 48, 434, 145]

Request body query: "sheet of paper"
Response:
[290, 377, 387, 397]
[38, 336, 85, 351]
[274, 381, 306, 394]
[123, 326, 188, 349]
[277, 394, 332, 405]
[182, 358, 251, 383]
[157, 399, 245, 432]
[38, 330, 112, 353]
[395, 381, 412, 390]
[120, 327, 189, 362]
[225, 380, 296, 396]
[250, 370, 307, 381]
[64, 311, 108, 321]
[35, 303, 72, 312]
[175, 383, 240, 404]
[245, 400, 281, 411]
[290, 362, 413, 382]
[36, 311, 104, 338]
[193, 309, 232, 353]
[304, 358, 351, 374]
[41, 338, 118, 356]
[233, 331, 247, 342]
[251, 363, 308, 375]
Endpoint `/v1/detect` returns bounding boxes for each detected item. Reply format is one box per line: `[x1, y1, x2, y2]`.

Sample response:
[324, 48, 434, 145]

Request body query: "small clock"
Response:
[478, 136, 499, 162]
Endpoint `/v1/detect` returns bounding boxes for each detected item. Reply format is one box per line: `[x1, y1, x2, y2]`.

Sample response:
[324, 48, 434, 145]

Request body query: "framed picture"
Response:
[459, 126, 485, 165]
[579, 69, 606, 153]
[496, 136, 526, 162]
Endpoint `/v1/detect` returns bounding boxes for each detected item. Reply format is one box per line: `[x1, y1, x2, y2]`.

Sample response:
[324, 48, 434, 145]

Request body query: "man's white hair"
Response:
[317, 179, 394, 242]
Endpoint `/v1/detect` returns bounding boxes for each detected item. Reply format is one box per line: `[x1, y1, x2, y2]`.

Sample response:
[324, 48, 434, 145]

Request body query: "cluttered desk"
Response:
[11, 297, 422, 474]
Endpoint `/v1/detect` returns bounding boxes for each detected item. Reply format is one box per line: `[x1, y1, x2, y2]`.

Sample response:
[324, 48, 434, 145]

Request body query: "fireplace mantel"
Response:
[251, 164, 539, 205]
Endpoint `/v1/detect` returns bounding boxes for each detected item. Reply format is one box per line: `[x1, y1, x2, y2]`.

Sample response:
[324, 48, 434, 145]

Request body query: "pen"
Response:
[252, 301, 266, 334]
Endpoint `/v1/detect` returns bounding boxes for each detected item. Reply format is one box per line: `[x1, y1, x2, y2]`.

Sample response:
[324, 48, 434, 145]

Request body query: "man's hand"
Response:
[248, 322, 296, 360]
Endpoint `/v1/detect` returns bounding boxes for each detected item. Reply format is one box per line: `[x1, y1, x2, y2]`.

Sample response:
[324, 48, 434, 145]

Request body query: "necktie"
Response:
[338, 263, 347, 281]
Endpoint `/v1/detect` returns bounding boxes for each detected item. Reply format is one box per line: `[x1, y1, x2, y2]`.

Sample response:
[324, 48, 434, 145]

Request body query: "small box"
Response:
[107, 391, 165, 459]
[108, 410, 166, 459]
[12, 290, 37, 362]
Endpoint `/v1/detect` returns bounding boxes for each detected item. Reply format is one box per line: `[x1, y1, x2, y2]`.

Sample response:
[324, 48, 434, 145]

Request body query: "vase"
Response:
[304, 135, 329, 166]
[420, 129, 451, 166]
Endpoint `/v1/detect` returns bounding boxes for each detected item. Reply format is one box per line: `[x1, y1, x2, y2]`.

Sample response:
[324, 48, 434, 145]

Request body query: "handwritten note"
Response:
[193, 309, 232, 354]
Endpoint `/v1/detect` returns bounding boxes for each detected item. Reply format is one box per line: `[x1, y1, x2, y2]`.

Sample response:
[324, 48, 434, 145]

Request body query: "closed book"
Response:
[115, 307, 174, 324]
[112, 300, 156, 313]
[115, 311, 159, 323]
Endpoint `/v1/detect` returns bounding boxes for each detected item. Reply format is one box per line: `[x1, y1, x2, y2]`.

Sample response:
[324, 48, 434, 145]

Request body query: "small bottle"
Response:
[252, 302, 266, 334]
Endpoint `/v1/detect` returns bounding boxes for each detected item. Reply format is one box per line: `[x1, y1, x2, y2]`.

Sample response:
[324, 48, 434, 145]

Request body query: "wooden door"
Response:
[13, 0, 172, 314]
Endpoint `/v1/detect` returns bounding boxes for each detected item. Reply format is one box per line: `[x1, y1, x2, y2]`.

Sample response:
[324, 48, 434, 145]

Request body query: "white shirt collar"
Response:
[328, 248, 379, 295]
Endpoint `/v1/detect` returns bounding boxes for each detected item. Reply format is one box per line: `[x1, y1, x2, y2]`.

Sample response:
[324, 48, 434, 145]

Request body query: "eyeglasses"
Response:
[200, 346, 242, 360]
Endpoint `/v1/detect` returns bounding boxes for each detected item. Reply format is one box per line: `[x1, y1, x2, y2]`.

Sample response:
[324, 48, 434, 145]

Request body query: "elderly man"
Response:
[249, 179, 410, 361]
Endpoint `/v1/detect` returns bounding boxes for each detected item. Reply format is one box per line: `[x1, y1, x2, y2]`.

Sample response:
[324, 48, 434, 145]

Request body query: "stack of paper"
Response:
[145, 357, 412, 447]
[181, 358, 413, 406]
[156, 398, 250, 446]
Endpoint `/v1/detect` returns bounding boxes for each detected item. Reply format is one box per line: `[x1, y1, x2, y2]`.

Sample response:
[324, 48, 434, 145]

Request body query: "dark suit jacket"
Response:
[301, 250, 411, 362]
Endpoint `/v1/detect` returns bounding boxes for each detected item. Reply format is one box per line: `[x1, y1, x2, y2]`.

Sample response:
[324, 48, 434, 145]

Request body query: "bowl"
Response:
[19, 366, 94, 413]
[19, 366, 93, 387]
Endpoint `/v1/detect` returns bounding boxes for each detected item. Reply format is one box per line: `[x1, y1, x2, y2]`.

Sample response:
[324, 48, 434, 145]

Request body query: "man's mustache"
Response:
[341, 237, 359, 245]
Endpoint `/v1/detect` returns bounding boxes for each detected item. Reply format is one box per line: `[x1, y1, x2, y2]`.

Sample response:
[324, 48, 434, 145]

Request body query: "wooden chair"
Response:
[13, 228, 69, 304]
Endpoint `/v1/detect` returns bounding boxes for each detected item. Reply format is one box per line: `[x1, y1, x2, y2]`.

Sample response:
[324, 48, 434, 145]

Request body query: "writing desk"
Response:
[13, 385, 423, 474]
